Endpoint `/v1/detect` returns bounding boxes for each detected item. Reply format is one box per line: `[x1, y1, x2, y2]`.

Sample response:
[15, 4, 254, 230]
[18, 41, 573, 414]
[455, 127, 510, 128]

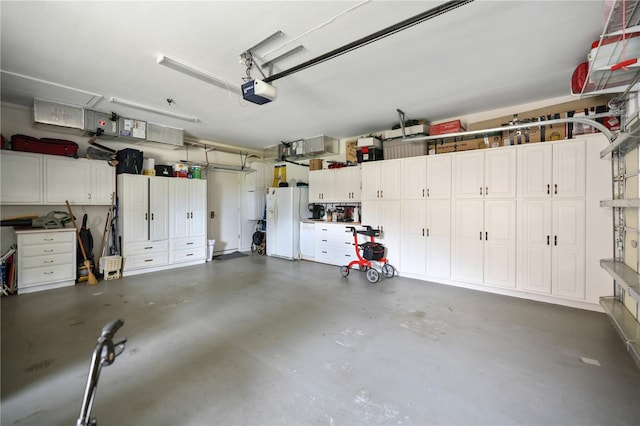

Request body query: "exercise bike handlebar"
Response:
[77, 319, 127, 426]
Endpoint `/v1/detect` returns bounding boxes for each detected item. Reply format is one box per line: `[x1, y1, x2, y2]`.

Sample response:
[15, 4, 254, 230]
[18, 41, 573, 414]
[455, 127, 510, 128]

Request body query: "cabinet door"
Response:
[484, 200, 516, 288]
[361, 162, 380, 200]
[91, 161, 115, 205]
[426, 200, 451, 278]
[455, 151, 484, 199]
[379, 200, 401, 265]
[189, 179, 207, 238]
[427, 154, 452, 199]
[401, 199, 426, 275]
[1, 152, 43, 204]
[552, 200, 585, 299]
[169, 179, 190, 239]
[380, 159, 402, 200]
[348, 166, 361, 201]
[553, 139, 585, 198]
[402, 157, 426, 199]
[426, 199, 451, 279]
[519, 144, 552, 198]
[453, 200, 484, 283]
[484, 148, 516, 198]
[121, 175, 149, 243]
[333, 168, 351, 202]
[149, 178, 169, 241]
[308, 170, 323, 202]
[518, 199, 552, 294]
[45, 157, 92, 204]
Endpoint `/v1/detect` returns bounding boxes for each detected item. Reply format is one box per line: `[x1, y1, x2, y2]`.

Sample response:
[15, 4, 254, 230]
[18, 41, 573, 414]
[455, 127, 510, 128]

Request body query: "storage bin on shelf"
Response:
[100, 255, 122, 281]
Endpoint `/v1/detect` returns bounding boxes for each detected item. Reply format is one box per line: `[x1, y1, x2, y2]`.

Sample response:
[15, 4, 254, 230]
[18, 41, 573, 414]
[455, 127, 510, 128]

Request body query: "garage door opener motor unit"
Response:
[242, 80, 277, 105]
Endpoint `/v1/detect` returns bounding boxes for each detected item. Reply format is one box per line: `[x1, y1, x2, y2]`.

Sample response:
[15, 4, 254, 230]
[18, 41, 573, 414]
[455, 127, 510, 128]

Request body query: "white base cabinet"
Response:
[314, 222, 359, 266]
[16, 229, 76, 294]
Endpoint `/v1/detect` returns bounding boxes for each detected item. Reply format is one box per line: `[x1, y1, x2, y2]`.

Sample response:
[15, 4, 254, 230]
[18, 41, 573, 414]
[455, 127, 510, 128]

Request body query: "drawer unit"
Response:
[123, 240, 169, 256]
[124, 252, 170, 270]
[313, 223, 360, 266]
[16, 228, 76, 294]
[170, 236, 206, 263]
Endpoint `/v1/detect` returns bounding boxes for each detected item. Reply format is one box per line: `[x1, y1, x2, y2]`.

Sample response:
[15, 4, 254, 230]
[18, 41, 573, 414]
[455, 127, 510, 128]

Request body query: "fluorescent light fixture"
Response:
[157, 54, 241, 95]
[109, 97, 199, 123]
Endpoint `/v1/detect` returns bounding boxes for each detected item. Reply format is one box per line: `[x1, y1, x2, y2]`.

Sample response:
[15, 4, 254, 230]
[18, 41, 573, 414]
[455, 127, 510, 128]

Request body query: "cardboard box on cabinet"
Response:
[345, 140, 358, 164]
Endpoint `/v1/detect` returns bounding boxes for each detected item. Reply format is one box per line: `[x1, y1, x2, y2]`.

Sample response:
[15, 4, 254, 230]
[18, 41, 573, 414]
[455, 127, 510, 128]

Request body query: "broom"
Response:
[66, 201, 98, 285]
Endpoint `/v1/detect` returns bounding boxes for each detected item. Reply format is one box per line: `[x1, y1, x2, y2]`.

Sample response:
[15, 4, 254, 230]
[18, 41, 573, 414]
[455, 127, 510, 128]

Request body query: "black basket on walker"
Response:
[360, 241, 386, 261]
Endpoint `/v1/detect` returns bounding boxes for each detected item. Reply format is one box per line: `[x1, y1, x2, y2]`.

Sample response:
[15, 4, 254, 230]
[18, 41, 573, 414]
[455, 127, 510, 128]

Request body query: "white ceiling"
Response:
[0, 1, 610, 151]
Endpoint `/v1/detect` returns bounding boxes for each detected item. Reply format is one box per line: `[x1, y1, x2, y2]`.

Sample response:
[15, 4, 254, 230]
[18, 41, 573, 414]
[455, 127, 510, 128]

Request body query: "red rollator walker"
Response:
[340, 225, 396, 283]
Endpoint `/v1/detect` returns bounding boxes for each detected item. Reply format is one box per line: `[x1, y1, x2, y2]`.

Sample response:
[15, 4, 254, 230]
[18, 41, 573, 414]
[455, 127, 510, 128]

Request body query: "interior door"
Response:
[208, 170, 241, 254]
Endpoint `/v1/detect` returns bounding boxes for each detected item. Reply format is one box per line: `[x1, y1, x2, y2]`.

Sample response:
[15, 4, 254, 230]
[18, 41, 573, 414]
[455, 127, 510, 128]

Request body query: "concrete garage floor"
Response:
[2, 255, 639, 426]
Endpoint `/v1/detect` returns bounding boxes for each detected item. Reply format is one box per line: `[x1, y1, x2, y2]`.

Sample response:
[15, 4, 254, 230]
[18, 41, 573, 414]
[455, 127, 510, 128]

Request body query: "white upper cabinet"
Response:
[333, 166, 361, 202]
[402, 157, 427, 199]
[427, 154, 452, 199]
[455, 147, 516, 199]
[44, 156, 114, 205]
[361, 159, 402, 200]
[518, 139, 586, 199]
[1, 151, 43, 204]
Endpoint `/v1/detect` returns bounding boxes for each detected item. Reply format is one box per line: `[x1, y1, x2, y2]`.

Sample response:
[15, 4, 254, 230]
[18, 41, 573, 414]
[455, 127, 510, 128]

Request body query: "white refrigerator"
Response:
[266, 186, 309, 259]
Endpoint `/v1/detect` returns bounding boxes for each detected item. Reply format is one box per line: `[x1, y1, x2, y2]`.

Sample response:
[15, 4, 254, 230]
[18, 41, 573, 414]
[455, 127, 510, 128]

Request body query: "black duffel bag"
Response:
[360, 242, 385, 261]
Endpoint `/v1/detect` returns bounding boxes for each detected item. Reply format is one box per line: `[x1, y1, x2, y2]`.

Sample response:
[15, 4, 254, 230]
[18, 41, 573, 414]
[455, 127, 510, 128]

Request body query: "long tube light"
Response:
[157, 54, 241, 95]
[109, 97, 199, 123]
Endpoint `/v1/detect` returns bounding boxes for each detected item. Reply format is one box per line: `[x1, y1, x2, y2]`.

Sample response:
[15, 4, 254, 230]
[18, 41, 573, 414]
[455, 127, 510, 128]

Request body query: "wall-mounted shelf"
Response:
[600, 296, 640, 368]
[600, 259, 640, 301]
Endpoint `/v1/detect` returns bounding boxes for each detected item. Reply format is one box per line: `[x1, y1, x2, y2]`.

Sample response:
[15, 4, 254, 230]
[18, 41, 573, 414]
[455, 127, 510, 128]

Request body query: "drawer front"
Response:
[19, 231, 75, 246]
[336, 246, 358, 264]
[123, 252, 169, 270]
[171, 246, 206, 263]
[315, 247, 334, 265]
[22, 253, 74, 269]
[20, 264, 75, 287]
[124, 240, 169, 256]
[171, 237, 206, 251]
[21, 242, 74, 257]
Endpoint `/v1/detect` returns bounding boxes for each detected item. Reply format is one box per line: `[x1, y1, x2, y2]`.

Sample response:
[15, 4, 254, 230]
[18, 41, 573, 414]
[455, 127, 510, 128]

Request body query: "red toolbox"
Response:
[429, 120, 466, 136]
[11, 134, 79, 158]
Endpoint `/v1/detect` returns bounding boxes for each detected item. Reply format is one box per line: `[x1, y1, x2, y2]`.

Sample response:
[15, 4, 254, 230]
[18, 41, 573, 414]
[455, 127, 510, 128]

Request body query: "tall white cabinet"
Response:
[453, 147, 517, 288]
[118, 174, 207, 276]
[169, 179, 207, 263]
[517, 139, 587, 299]
[400, 154, 452, 279]
[361, 159, 402, 266]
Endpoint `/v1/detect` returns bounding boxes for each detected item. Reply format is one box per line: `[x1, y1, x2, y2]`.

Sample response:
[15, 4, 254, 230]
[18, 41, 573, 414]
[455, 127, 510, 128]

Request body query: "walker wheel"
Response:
[382, 264, 395, 278]
[366, 268, 380, 283]
[359, 264, 369, 271]
[340, 266, 350, 277]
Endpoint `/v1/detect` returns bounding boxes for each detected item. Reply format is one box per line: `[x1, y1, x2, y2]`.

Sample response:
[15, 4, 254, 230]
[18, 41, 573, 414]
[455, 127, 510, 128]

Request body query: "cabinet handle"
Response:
[554, 184, 558, 195]
[547, 235, 550, 245]
[422, 189, 425, 198]
[43, 260, 54, 264]
[427, 188, 430, 198]
[422, 228, 424, 237]
[547, 184, 550, 195]
[186, 253, 193, 257]
[88, 193, 92, 199]
[190, 212, 193, 219]
[485, 231, 488, 240]
[144, 259, 153, 262]
[44, 271, 54, 275]
[44, 238, 54, 241]
[480, 187, 483, 195]
[427, 228, 430, 237]
[186, 212, 189, 219]
[44, 249, 54, 253]
[151, 213, 154, 220]
[554, 235, 558, 246]
[377, 190, 380, 198]
[145, 246, 153, 250]
[380, 190, 384, 198]
[485, 187, 488, 196]
[187, 242, 194, 245]
[145, 213, 148, 220]
[480, 231, 483, 240]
